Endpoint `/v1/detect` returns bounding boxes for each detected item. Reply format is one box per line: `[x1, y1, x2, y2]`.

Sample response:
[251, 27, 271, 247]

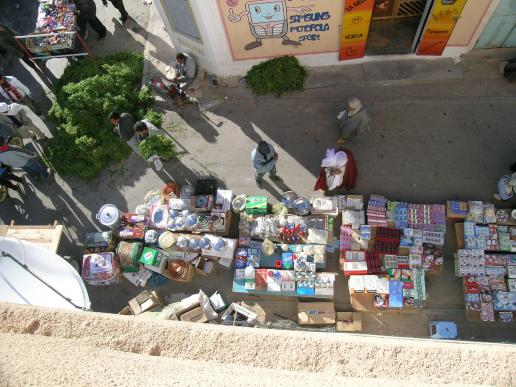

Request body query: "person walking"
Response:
[108, 111, 137, 151]
[251, 141, 281, 188]
[336, 98, 370, 144]
[0, 137, 49, 181]
[102, 0, 129, 23]
[75, 0, 107, 40]
[0, 102, 46, 140]
[0, 163, 24, 193]
[0, 74, 42, 115]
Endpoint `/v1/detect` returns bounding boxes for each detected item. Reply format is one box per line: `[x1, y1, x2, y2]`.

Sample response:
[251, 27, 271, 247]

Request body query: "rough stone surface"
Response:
[0, 303, 514, 386]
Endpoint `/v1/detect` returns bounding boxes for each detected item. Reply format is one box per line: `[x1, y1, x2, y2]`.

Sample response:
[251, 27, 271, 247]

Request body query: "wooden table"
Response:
[0, 220, 63, 253]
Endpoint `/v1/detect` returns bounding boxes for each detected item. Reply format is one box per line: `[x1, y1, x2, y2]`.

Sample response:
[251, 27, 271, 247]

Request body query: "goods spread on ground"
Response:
[82, 182, 515, 330]
[449, 200, 516, 323]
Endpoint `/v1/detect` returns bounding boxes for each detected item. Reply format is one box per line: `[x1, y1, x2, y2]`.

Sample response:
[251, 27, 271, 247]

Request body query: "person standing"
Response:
[0, 138, 49, 181]
[337, 98, 370, 144]
[0, 102, 46, 140]
[102, 0, 129, 23]
[75, 0, 107, 40]
[108, 111, 137, 151]
[0, 75, 42, 115]
[251, 141, 281, 188]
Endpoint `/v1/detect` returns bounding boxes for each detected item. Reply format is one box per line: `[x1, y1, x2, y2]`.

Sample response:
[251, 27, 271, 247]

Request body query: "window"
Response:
[162, 0, 202, 42]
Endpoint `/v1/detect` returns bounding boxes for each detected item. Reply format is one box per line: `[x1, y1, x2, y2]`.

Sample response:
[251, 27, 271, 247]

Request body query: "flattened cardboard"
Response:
[336, 312, 362, 332]
[298, 301, 335, 325]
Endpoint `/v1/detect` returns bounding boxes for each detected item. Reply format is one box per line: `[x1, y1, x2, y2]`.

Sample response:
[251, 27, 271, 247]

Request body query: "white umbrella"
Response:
[0, 237, 90, 311]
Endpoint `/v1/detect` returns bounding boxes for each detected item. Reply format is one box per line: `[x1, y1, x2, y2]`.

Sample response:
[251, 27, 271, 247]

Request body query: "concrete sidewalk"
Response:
[1, 2, 516, 341]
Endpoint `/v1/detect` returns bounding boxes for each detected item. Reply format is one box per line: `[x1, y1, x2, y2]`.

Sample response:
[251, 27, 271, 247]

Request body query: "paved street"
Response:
[1, 1, 516, 341]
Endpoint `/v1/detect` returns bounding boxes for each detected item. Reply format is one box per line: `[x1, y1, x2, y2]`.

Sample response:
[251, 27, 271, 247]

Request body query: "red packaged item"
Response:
[255, 269, 268, 290]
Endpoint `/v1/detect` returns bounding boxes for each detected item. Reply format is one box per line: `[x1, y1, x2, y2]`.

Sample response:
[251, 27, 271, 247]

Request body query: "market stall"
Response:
[231, 193, 339, 299]
[338, 194, 446, 311]
[82, 182, 237, 288]
[450, 200, 516, 323]
[15, 0, 92, 62]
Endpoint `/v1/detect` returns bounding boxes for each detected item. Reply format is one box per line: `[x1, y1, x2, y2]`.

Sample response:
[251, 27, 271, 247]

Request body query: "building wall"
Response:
[444, 0, 500, 55]
[157, 0, 500, 76]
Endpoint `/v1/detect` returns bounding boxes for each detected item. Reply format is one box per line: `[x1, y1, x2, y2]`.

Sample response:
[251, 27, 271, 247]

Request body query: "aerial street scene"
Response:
[0, 0, 515, 385]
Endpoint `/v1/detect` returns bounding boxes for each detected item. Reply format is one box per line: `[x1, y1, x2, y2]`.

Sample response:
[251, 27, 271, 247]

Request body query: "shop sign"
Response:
[217, 0, 343, 61]
[338, 0, 375, 61]
[416, 0, 468, 56]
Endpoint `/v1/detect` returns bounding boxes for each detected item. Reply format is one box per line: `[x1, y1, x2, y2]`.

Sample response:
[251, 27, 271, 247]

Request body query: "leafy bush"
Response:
[46, 52, 163, 178]
[139, 134, 176, 161]
[246, 56, 306, 96]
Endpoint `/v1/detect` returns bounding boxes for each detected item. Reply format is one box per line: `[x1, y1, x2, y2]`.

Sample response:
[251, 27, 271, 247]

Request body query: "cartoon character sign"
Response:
[228, 0, 311, 50]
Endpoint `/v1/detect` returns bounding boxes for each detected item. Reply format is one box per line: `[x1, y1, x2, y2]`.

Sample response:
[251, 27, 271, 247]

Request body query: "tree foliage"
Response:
[246, 56, 306, 96]
[46, 52, 161, 178]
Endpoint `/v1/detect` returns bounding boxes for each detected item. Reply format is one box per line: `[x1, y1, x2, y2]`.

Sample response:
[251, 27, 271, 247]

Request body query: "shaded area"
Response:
[366, 18, 421, 55]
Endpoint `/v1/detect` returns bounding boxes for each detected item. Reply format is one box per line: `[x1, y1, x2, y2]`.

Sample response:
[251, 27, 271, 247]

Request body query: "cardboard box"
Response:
[336, 312, 362, 332]
[297, 301, 335, 325]
[118, 306, 133, 315]
[179, 305, 208, 323]
[193, 256, 214, 276]
[128, 290, 165, 315]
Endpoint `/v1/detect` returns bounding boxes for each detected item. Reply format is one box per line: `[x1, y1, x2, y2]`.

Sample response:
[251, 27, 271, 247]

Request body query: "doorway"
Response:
[366, 0, 433, 55]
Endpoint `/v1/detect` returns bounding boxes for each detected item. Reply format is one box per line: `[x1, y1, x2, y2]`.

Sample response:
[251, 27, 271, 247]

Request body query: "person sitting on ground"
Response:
[108, 111, 137, 152]
[0, 102, 46, 140]
[0, 137, 49, 181]
[251, 140, 281, 189]
[337, 97, 370, 144]
[172, 53, 197, 105]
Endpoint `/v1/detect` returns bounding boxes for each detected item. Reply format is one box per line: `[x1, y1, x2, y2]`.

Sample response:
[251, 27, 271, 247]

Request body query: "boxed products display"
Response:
[81, 252, 120, 285]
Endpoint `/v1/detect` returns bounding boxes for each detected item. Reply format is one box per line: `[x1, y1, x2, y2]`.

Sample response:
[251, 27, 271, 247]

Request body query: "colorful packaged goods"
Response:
[84, 231, 114, 253]
[82, 252, 120, 285]
[116, 241, 142, 273]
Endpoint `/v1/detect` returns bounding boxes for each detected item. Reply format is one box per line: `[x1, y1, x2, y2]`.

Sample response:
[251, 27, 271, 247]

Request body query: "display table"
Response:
[15, 0, 92, 61]
[348, 271, 426, 311]
[340, 195, 446, 277]
[232, 240, 334, 299]
[239, 214, 335, 245]
[450, 200, 516, 323]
